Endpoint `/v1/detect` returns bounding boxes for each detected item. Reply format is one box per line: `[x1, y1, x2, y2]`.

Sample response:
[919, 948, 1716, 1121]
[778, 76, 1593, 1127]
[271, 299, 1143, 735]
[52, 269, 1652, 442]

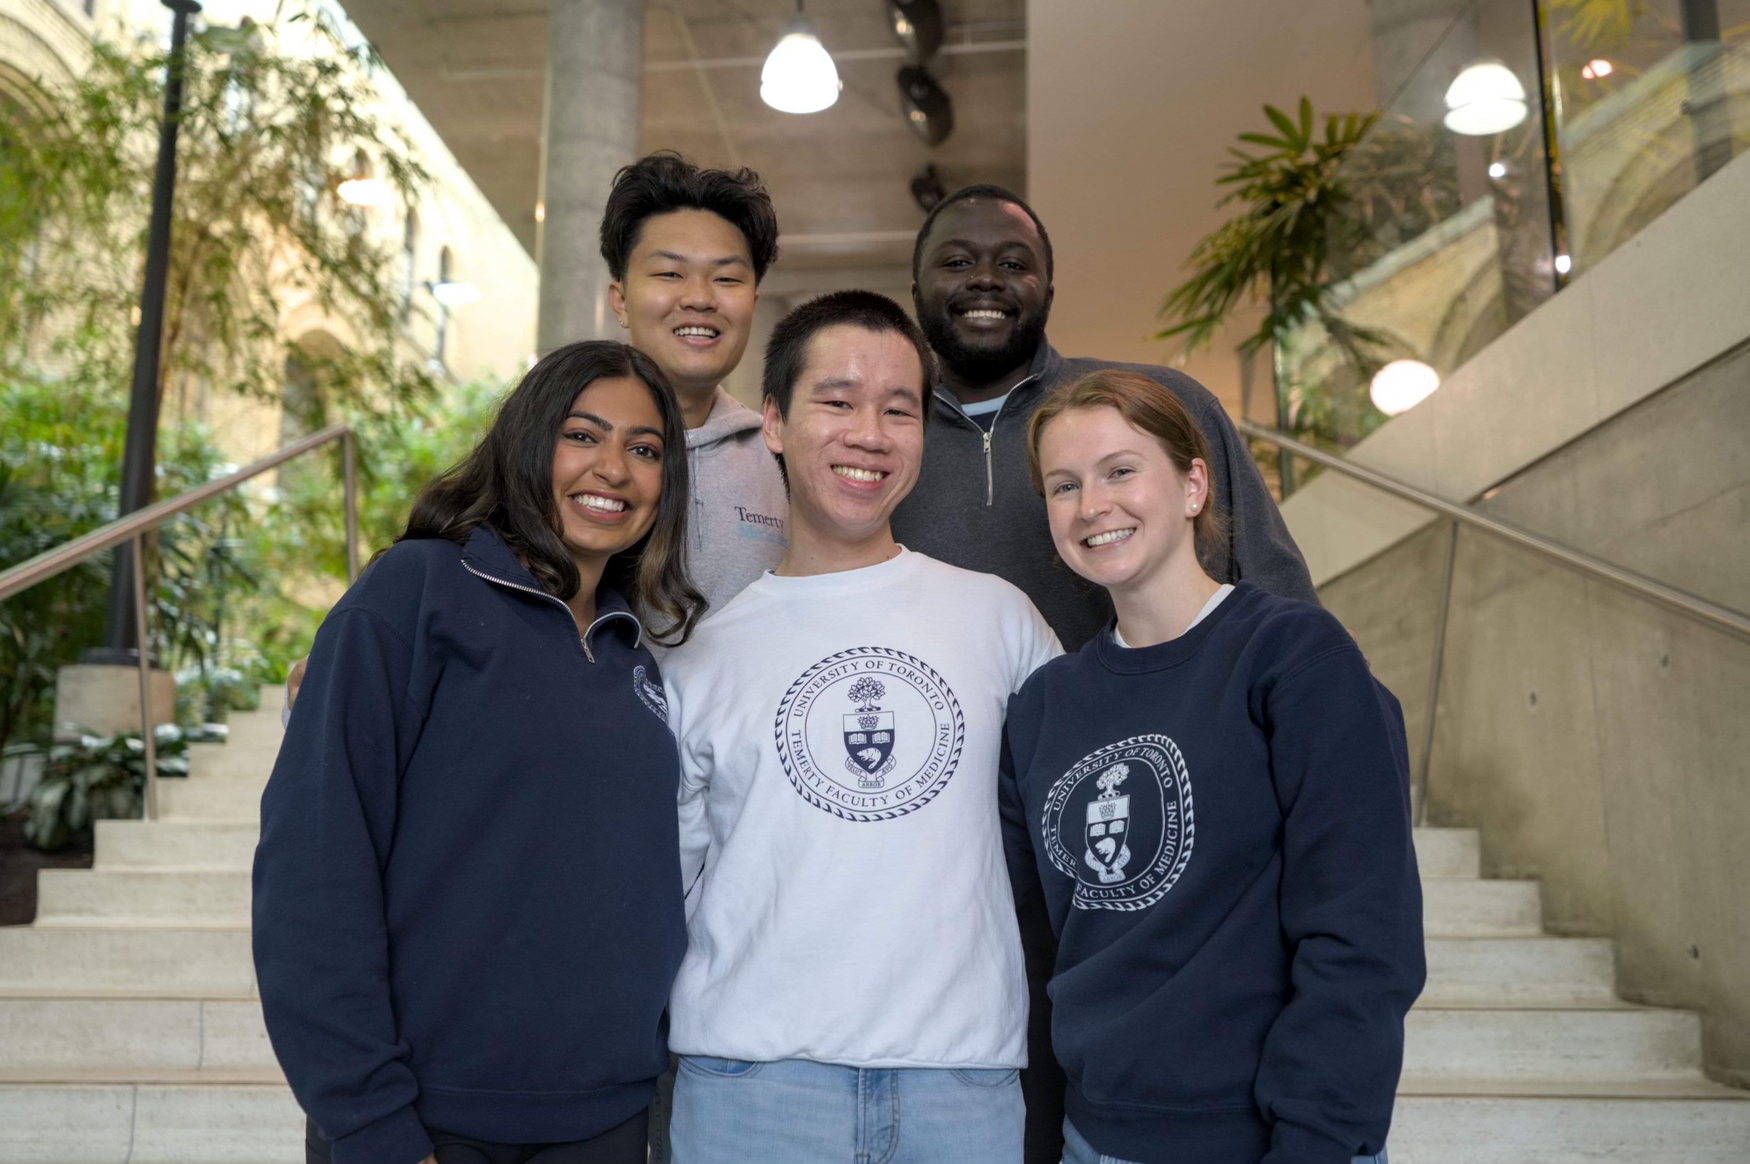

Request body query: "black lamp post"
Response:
[85, 0, 202, 666]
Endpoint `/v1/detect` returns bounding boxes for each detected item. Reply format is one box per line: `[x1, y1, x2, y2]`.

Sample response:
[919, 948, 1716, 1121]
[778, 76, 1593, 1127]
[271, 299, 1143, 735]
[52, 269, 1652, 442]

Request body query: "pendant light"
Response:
[761, 1, 840, 114]
[1442, 60, 1528, 136]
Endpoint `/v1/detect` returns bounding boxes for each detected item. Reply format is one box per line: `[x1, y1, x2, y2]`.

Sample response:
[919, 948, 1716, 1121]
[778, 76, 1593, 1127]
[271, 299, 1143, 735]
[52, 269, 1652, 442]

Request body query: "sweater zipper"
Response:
[461, 559, 598, 663]
[948, 376, 1033, 507]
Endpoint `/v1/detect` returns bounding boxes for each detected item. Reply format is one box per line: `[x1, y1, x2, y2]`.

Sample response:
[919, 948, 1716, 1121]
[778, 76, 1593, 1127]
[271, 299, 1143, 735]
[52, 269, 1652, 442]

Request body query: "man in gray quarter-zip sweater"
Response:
[893, 185, 1314, 654]
[892, 185, 1317, 1164]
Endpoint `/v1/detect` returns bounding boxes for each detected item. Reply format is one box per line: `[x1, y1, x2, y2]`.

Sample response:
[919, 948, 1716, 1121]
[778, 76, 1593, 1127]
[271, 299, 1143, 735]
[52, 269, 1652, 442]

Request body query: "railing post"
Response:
[1416, 520, 1460, 827]
[130, 533, 160, 822]
[343, 429, 359, 585]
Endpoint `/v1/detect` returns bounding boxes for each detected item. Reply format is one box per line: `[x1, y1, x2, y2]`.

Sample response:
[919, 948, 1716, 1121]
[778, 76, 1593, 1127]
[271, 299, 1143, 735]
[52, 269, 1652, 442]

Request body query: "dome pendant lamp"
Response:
[761, 0, 841, 114]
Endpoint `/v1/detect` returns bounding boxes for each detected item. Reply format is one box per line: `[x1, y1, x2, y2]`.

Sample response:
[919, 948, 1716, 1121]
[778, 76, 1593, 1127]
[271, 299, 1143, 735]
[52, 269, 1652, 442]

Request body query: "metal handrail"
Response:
[0, 424, 359, 818]
[1240, 419, 1750, 825]
[1238, 420, 1750, 642]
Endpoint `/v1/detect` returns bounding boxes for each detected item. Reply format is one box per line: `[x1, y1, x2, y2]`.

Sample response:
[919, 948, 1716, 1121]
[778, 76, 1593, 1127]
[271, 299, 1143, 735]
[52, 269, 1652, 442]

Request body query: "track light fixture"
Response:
[885, 0, 944, 62]
[897, 65, 953, 146]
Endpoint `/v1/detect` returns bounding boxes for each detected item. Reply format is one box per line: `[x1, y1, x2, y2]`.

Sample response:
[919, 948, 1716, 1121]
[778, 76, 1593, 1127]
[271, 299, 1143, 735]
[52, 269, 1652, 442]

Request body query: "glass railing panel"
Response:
[1271, 0, 1561, 479]
[1549, 0, 1750, 275]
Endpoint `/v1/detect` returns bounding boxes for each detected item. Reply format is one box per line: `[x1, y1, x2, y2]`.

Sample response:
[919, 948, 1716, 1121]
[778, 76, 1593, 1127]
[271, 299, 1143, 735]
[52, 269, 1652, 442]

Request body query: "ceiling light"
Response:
[336, 177, 392, 207]
[534, 201, 545, 224]
[430, 281, 481, 308]
[910, 163, 946, 212]
[897, 65, 953, 146]
[1554, 254, 1572, 275]
[1443, 61, 1528, 136]
[761, 7, 840, 114]
[1370, 360, 1441, 416]
[1581, 58, 1613, 80]
[1488, 161, 1508, 178]
[885, 0, 944, 62]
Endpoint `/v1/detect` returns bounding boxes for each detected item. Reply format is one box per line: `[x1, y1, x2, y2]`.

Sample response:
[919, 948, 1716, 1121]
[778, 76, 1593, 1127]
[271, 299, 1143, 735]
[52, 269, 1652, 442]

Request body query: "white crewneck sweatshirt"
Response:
[662, 548, 1062, 1068]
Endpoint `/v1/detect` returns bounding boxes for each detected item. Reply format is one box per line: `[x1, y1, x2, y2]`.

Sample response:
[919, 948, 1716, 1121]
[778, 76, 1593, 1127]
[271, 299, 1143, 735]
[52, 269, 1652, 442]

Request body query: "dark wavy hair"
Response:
[400, 341, 706, 644]
[600, 151, 781, 284]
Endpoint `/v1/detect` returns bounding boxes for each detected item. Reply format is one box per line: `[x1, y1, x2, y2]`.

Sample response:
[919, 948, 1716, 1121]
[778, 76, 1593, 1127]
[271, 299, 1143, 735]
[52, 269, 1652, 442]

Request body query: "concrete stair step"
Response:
[1413, 828, 1481, 879]
[0, 929, 255, 996]
[1390, 1092, 1750, 1163]
[93, 820, 256, 871]
[34, 869, 250, 927]
[1422, 879, 1542, 936]
[185, 741, 278, 782]
[0, 1082, 301, 1164]
[157, 777, 265, 822]
[1423, 937, 1618, 1004]
[0, 998, 274, 1073]
[1403, 1006, 1704, 1082]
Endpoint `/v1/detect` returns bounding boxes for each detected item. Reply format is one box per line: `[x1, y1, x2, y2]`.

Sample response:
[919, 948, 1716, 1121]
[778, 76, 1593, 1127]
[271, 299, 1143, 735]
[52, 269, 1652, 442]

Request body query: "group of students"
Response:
[252, 153, 1426, 1164]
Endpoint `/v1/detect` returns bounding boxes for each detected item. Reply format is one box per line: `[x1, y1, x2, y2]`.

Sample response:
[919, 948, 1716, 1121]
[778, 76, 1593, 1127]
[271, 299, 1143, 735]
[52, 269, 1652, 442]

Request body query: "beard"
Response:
[919, 303, 1050, 388]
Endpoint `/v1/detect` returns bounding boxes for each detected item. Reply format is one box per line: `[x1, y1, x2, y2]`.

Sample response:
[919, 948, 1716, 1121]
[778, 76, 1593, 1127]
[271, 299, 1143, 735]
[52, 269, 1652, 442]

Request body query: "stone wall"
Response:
[1322, 341, 1750, 1087]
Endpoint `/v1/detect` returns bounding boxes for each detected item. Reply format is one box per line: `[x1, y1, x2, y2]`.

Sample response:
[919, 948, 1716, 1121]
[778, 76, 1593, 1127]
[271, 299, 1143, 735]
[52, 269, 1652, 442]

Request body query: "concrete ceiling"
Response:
[339, 0, 1027, 290]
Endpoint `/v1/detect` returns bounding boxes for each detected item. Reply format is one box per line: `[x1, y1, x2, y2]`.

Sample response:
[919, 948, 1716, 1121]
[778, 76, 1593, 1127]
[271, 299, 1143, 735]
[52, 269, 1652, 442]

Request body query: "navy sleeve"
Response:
[1194, 395, 1318, 605]
[1254, 647, 1426, 1163]
[252, 605, 435, 1164]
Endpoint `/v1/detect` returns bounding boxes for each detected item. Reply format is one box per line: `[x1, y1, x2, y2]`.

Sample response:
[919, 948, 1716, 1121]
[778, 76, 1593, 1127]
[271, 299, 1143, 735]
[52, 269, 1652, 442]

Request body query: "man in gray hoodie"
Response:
[893, 185, 1315, 651]
[602, 152, 791, 610]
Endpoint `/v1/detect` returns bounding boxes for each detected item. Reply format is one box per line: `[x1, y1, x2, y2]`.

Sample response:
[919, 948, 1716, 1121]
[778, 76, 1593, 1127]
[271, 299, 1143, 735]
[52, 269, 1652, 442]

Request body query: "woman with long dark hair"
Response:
[254, 341, 705, 1164]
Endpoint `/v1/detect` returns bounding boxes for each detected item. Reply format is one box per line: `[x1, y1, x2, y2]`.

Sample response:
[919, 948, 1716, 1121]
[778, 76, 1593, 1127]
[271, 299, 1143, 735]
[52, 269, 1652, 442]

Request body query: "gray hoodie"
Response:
[891, 341, 1316, 650]
[683, 388, 790, 612]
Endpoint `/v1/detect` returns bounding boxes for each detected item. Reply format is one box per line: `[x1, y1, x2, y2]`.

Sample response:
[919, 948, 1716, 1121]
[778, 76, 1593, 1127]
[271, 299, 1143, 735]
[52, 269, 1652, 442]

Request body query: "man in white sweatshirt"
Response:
[662, 291, 1061, 1164]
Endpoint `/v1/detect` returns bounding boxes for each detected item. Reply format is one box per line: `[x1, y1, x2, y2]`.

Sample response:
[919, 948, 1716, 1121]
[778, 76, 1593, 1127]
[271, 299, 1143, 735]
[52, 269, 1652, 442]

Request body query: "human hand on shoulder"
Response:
[286, 657, 308, 709]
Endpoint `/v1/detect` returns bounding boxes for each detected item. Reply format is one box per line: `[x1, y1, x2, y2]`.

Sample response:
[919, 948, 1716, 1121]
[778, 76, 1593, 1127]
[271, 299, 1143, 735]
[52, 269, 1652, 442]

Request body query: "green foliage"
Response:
[1155, 99, 1381, 360]
[0, 376, 272, 753]
[0, 5, 436, 421]
[20, 725, 189, 851]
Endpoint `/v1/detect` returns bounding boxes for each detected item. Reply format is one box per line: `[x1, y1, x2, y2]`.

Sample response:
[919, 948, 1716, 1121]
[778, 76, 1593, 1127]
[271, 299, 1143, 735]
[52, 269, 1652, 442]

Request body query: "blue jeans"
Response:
[671, 1055, 1024, 1164]
[1061, 1117, 1387, 1164]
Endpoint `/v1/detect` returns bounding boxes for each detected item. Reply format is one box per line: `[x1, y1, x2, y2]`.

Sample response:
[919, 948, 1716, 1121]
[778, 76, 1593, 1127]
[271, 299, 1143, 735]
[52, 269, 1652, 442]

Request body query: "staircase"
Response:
[2, 692, 1747, 1163]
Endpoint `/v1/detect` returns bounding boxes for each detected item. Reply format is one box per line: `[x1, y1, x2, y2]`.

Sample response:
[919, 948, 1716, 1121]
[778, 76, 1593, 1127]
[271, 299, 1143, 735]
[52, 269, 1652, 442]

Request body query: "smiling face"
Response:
[1037, 405, 1209, 595]
[551, 375, 668, 571]
[762, 324, 927, 549]
[608, 208, 757, 403]
[913, 197, 1053, 391]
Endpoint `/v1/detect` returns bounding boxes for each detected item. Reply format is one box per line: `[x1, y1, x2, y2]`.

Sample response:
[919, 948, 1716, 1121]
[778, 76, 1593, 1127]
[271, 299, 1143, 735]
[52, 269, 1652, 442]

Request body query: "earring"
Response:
[617, 317, 627, 329]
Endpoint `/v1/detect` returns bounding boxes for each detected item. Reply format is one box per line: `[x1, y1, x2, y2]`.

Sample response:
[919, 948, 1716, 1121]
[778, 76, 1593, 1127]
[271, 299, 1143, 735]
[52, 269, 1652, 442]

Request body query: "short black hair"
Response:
[762, 290, 937, 421]
[599, 151, 781, 284]
[911, 183, 1054, 285]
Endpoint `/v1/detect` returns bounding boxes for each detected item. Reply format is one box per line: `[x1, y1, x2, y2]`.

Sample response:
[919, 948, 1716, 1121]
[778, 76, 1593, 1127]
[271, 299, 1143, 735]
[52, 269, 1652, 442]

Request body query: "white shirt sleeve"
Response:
[666, 672, 712, 907]
[1012, 593, 1065, 693]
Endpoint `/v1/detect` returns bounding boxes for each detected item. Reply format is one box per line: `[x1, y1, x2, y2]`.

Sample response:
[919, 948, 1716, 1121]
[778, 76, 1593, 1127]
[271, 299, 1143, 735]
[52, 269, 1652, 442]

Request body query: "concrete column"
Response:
[536, 0, 644, 352]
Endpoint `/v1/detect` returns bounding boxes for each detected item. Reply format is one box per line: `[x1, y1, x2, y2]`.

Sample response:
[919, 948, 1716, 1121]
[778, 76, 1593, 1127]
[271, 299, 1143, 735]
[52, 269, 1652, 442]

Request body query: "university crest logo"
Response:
[774, 647, 965, 822]
[632, 665, 668, 725]
[1043, 735, 1194, 911]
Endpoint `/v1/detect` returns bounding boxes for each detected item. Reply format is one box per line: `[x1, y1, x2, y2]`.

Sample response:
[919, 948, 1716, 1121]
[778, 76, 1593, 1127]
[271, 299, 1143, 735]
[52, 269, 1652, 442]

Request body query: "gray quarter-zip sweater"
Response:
[684, 388, 789, 612]
[892, 341, 1316, 651]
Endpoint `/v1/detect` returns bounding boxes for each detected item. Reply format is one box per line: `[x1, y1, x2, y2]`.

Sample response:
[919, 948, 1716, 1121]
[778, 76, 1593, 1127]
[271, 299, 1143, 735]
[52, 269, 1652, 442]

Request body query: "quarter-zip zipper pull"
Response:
[983, 430, 994, 506]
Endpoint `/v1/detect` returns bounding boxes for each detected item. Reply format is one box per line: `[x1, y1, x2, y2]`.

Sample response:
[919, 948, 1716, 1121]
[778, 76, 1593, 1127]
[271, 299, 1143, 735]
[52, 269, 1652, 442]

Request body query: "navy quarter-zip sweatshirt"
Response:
[999, 584, 1425, 1164]
[253, 526, 686, 1164]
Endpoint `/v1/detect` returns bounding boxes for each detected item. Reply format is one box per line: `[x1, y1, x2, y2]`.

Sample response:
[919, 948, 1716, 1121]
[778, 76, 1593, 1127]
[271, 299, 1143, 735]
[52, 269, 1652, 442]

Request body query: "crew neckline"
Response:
[1112, 583, 1234, 648]
[1094, 582, 1253, 673]
[751, 545, 917, 594]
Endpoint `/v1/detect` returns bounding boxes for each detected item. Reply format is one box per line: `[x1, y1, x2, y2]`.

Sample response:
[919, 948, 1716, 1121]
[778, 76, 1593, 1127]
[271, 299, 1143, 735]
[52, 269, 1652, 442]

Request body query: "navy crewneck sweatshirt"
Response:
[253, 527, 686, 1164]
[999, 583, 1425, 1164]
